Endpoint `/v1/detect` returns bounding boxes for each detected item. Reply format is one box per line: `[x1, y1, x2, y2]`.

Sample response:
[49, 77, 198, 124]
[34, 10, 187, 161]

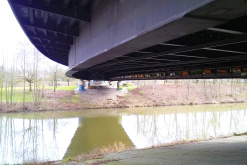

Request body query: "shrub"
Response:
[139, 90, 145, 95]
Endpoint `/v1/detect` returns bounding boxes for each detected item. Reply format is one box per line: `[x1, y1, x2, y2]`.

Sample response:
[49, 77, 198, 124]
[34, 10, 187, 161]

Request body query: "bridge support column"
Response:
[83, 80, 87, 88]
[117, 81, 122, 90]
[88, 80, 91, 89]
[88, 80, 96, 89]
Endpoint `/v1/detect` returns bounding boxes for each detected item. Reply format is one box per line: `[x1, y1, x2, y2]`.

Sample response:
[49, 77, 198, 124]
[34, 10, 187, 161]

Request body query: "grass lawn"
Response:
[0, 86, 77, 103]
[125, 85, 137, 90]
[0, 89, 34, 102]
[44, 86, 77, 91]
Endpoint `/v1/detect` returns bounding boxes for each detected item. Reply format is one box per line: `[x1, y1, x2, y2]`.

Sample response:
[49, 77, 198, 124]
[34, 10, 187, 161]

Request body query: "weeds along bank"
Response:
[0, 80, 247, 113]
[124, 82, 247, 107]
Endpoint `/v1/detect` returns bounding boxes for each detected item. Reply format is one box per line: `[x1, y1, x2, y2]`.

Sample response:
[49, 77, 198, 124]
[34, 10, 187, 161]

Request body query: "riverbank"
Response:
[42, 134, 247, 165]
[0, 83, 247, 113]
[83, 135, 247, 165]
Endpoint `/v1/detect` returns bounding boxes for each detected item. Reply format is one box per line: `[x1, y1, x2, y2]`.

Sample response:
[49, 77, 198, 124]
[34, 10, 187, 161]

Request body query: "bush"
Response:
[124, 83, 133, 87]
[139, 90, 145, 94]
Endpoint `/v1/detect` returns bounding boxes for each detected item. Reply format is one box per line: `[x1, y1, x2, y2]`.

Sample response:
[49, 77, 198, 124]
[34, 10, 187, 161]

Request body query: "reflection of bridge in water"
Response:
[8, 0, 247, 80]
[63, 117, 133, 158]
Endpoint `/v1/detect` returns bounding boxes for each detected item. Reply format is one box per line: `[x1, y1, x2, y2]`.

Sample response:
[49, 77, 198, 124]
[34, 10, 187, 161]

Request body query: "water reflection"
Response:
[121, 109, 247, 148]
[0, 104, 247, 164]
[64, 117, 133, 158]
[0, 116, 78, 164]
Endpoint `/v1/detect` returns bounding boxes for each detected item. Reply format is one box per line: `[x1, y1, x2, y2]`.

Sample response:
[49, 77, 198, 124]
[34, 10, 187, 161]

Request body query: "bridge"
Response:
[8, 0, 247, 80]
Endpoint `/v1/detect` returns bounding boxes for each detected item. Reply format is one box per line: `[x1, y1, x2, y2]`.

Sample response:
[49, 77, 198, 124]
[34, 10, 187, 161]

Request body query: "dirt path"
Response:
[76, 86, 128, 108]
[87, 136, 247, 165]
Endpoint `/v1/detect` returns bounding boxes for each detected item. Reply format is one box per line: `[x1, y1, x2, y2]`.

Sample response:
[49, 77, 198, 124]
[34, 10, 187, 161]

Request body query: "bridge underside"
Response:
[8, 0, 247, 80]
[91, 32, 247, 80]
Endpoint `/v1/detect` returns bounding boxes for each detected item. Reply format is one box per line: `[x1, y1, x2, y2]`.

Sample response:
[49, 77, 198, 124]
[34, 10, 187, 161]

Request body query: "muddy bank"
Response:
[1, 83, 247, 113]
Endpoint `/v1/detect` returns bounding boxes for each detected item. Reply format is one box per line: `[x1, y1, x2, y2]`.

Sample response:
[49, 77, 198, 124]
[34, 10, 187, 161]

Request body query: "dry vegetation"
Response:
[1, 80, 247, 113]
[72, 142, 131, 164]
[29, 142, 131, 165]
[35, 135, 244, 165]
[121, 82, 247, 107]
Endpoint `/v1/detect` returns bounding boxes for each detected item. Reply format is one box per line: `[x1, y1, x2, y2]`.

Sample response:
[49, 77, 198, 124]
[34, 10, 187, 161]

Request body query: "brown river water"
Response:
[0, 103, 247, 164]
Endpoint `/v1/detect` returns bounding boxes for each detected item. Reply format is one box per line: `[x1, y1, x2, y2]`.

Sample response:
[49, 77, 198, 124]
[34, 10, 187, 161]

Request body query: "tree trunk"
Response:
[213, 79, 216, 97]
[203, 79, 206, 97]
[53, 80, 56, 92]
[29, 81, 32, 91]
[5, 78, 9, 104]
[0, 83, 2, 107]
[10, 79, 13, 105]
[218, 79, 221, 97]
[152, 80, 156, 95]
[231, 79, 233, 96]
[175, 79, 178, 96]
[53, 74, 57, 92]
[0, 67, 3, 107]
[239, 79, 242, 94]
[42, 74, 45, 97]
[23, 52, 26, 109]
[187, 79, 190, 98]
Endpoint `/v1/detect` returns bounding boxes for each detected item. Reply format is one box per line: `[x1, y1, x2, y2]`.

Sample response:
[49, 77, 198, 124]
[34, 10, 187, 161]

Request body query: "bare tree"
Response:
[187, 79, 190, 97]
[17, 41, 30, 108]
[49, 63, 59, 92]
[66, 77, 71, 86]
[0, 65, 3, 107]
[40, 65, 47, 98]
[32, 48, 42, 104]
[9, 57, 17, 105]
[57, 68, 70, 86]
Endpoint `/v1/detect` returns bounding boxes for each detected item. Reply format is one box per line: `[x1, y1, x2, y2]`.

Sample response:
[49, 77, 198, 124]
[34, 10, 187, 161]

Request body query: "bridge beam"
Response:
[8, 0, 247, 80]
[21, 20, 79, 37]
[27, 32, 73, 45]
[67, 0, 232, 79]
[32, 40, 70, 50]
[8, 0, 91, 22]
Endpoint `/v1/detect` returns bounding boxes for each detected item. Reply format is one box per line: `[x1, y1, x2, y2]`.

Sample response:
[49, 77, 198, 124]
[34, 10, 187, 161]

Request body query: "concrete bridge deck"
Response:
[8, 0, 247, 80]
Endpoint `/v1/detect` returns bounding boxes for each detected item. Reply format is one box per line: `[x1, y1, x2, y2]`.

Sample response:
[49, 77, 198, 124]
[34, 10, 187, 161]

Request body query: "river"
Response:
[0, 103, 247, 164]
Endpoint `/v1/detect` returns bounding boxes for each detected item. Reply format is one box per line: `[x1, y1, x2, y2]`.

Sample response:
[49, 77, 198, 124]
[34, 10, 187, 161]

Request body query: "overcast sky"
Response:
[0, 0, 67, 69]
[0, 0, 27, 53]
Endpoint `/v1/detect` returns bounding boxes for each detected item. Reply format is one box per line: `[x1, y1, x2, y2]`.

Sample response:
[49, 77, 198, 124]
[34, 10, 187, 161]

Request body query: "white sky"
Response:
[0, 0, 26, 56]
[0, 0, 67, 69]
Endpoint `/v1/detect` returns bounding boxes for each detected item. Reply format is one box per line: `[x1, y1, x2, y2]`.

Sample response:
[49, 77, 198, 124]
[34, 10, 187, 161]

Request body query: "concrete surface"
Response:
[99, 136, 247, 165]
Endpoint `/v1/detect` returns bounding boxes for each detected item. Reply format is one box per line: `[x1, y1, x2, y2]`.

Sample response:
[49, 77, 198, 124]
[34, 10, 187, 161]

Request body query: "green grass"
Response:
[234, 132, 247, 136]
[125, 86, 137, 90]
[72, 95, 80, 103]
[62, 157, 72, 163]
[44, 86, 77, 91]
[11, 91, 34, 102]
[0, 89, 34, 102]
[139, 90, 145, 94]
[124, 83, 134, 87]
[0, 86, 77, 103]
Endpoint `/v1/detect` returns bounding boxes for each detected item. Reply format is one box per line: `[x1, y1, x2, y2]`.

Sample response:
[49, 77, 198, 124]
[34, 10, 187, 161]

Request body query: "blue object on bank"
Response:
[79, 85, 84, 91]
